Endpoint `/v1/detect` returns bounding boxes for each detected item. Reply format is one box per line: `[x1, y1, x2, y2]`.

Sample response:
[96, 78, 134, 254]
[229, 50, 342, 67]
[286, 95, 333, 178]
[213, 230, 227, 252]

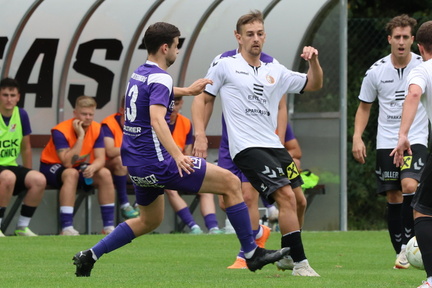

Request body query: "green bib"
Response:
[0, 106, 22, 166]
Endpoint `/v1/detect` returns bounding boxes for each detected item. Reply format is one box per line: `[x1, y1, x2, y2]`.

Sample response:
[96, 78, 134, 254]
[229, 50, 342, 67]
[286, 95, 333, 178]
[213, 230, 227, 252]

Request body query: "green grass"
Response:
[0, 231, 425, 287]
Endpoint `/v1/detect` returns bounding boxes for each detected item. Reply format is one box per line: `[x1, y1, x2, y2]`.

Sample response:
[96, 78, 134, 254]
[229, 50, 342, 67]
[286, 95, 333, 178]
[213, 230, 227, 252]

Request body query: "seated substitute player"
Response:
[40, 96, 116, 236]
[0, 77, 46, 237]
[391, 20, 432, 288]
[101, 96, 139, 220]
[71, 21, 289, 277]
[192, 11, 322, 276]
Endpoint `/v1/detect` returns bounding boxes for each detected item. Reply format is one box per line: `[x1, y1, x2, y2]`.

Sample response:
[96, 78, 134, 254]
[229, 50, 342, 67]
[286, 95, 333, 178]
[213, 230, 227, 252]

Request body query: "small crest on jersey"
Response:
[266, 75, 275, 84]
[10, 124, 16, 132]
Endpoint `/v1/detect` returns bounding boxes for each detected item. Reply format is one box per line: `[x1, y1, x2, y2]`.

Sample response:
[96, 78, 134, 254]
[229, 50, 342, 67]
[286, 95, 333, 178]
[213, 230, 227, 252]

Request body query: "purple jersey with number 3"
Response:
[121, 61, 174, 166]
[121, 61, 206, 198]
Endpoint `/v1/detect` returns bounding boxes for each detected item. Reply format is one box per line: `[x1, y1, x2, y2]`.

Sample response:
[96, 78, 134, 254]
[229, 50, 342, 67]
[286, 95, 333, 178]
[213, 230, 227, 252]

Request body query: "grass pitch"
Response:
[0, 230, 425, 287]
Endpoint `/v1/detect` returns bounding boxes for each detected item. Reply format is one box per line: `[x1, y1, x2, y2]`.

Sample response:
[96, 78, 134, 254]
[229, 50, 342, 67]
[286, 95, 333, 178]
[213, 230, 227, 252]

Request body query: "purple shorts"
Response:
[128, 156, 207, 206]
[218, 145, 249, 182]
[39, 162, 89, 190]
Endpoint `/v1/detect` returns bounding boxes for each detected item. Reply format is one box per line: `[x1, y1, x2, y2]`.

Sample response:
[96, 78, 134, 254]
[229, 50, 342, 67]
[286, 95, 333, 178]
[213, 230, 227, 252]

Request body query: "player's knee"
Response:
[243, 191, 257, 207]
[222, 171, 241, 195]
[401, 181, 418, 194]
[140, 213, 163, 231]
[297, 195, 307, 211]
[63, 168, 80, 181]
[274, 188, 296, 208]
[0, 170, 16, 187]
[96, 167, 112, 179]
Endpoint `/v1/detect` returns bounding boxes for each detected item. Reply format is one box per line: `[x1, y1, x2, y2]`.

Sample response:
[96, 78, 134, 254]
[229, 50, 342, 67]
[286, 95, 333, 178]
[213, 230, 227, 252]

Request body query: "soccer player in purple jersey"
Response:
[72, 21, 289, 277]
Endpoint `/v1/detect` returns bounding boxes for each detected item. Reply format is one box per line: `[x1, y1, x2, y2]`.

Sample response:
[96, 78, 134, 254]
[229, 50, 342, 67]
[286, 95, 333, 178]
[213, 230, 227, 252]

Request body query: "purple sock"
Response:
[60, 212, 73, 229]
[204, 213, 218, 230]
[100, 205, 115, 227]
[92, 222, 136, 258]
[253, 227, 259, 239]
[177, 207, 197, 228]
[225, 202, 256, 254]
[113, 175, 129, 206]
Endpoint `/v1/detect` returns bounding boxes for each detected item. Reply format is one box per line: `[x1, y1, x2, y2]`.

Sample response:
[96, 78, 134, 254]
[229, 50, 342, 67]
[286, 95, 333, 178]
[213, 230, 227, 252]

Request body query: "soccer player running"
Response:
[391, 20, 432, 288]
[352, 15, 428, 269]
[192, 10, 322, 276]
[72, 21, 289, 277]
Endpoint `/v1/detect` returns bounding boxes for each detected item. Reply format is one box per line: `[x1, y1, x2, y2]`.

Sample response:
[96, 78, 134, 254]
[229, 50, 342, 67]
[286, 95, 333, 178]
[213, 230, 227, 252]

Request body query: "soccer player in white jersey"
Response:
[71, 21, 289, 277]
[352, 15, 429, 269]
[392, 20, 432, 288]
[205, 49, 307, 270]
[192, 10, 323, 276]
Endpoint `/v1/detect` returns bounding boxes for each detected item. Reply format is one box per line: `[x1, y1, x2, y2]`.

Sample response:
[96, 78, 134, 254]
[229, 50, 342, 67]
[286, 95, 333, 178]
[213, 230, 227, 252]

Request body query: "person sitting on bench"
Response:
[0, 77, 46, 237]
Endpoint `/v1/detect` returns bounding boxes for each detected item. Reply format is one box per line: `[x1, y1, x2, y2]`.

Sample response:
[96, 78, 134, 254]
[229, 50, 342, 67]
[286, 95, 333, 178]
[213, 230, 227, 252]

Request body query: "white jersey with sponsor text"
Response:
[204, 53, 307, 159]
[407, 58, 432, 125]
[358, 52, 428, 149]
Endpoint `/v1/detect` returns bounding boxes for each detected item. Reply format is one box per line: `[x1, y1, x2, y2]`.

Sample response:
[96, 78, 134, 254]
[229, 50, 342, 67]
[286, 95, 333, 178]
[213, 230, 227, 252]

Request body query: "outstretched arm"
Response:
[390, 84, 422, 166]
[174, 78, 213, 97]
[302, 46, 323, 92]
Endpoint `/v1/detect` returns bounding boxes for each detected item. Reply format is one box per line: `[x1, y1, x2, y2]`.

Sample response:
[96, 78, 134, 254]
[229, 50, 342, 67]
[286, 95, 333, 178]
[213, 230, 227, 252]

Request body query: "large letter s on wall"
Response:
[68, 39, 123, 109]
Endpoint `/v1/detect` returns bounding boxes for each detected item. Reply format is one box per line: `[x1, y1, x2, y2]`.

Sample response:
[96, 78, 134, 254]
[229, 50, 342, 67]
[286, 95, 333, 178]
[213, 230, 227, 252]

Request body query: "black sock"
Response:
[0, 207, 6, 219]
[281, 231, 306, 262]
[20, 205, 36, 218]
[414, 217, 432, 277]
[402, 194, 415, 244]
[387, 202, 403, 254]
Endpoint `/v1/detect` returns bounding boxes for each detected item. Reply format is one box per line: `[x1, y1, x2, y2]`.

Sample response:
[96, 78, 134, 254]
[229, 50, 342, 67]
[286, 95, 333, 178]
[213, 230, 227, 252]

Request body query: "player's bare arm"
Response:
[150, 104, 194, 177]
[302, 46, 323, 91]
[390, 83, 423, 167]
[191, 92, 215, 158]
[20, 134, 33, 169]
[276, 96, 288, 144]
[173, 78, 213, 97]
[86, 147, 106, 177]
[352, 102, 372, 164]
[104, 136, 120, 159]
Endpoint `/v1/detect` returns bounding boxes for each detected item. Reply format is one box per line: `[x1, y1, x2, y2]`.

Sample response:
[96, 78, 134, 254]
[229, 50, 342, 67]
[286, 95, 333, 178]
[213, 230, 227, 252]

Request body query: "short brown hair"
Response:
[416, 21, 432, 53]
[144, 22, 181, 55]
[236, 10, 264, 34]
[386, 14, 417, 36]
[75, 95, 97, 109]
[0, 77, 20, 93]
